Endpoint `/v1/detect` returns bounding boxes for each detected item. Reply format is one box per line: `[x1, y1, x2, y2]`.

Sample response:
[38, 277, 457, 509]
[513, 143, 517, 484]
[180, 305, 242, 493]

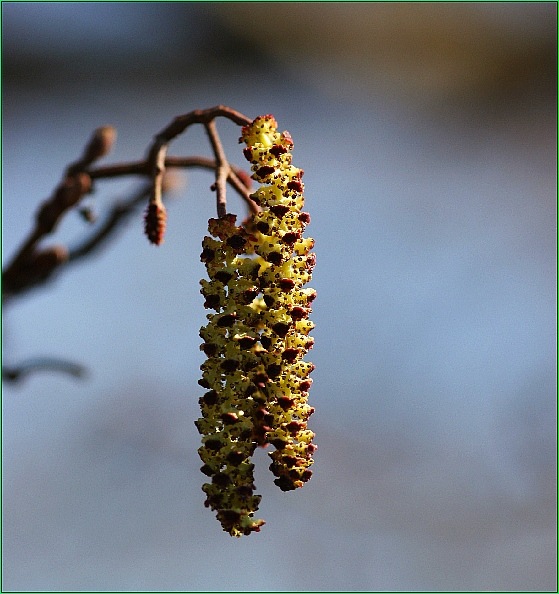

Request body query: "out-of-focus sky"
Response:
[2, 3, 556, 591]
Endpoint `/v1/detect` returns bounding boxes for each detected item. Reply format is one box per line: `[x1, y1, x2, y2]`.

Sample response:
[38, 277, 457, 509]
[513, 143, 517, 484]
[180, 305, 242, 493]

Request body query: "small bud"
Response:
[82, 126, 116, 164]
[34, 245, 69, 269]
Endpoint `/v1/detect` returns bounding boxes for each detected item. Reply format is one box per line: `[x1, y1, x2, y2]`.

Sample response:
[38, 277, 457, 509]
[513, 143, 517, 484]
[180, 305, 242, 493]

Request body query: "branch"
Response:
[2, 105, 257, 384]
[68, 182, 153, 263]
[89, 156, 256, 213]
[2, 357, 87, 383]
[2, 159, 255, 303]
[2, 127, 117, 302]
[3, 173, 92, 281]
[204, 120, 231, 218]
[145, 106, 252, 242]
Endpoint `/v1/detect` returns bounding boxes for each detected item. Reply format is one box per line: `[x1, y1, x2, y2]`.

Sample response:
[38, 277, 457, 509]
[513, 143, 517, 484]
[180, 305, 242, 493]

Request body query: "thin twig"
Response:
[2, 173, 92, 298]
[3, 357, 86, 383]
[3, 106, 256, 383]
[2, 127, 118, 300]
[204, 120, 230, 218]
[89, 156, 255, 210]
[148, 106, 251, 153]
[69, 183, 152, 263]
[145, 106, 252, 223]
[165, 157, 258, 215]
[2, 159, 255, 301]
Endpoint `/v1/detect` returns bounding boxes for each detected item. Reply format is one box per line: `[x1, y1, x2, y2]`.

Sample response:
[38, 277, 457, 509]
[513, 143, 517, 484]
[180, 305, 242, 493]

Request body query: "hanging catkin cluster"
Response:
[196, 115, 316, 536]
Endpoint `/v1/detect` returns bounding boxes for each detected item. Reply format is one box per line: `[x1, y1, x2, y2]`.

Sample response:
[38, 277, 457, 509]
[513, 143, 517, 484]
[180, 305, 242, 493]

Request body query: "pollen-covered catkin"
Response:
[197, 115, 316, 536]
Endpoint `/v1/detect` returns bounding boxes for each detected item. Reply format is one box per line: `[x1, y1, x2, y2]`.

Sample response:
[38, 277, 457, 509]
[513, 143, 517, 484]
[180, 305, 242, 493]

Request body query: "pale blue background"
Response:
[2, 3, 556, 591]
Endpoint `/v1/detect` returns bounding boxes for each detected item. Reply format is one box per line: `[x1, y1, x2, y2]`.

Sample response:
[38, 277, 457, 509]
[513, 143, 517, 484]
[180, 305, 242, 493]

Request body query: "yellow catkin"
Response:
[197, 115, 316, 536]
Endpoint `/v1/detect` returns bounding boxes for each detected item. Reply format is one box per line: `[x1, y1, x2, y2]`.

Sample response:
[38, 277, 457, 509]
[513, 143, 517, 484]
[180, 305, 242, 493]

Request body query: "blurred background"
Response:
[2, 2, 556, 591]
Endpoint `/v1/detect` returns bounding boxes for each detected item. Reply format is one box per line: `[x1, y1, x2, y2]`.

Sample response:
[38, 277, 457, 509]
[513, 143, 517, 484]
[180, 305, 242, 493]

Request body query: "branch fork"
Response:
[3, 105, 258, 381]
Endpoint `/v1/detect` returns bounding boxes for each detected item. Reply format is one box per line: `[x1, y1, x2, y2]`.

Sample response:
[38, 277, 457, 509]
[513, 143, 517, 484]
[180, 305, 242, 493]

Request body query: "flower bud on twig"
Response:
[81, 126, 117, 164]
[144, 201, 167, 246]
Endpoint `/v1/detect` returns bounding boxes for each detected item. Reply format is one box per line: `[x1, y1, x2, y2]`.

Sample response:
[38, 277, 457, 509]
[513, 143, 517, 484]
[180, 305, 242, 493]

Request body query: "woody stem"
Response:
[204, 120, 230, 218]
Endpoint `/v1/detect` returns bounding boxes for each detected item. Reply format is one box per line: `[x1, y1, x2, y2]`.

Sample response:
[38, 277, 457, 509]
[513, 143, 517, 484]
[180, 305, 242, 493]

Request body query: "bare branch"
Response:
[144, 106, 252, 242]
[69, 183, 152, 262]
[2, 173, 92, 300]
[89, 156, 256, 211]
[3, 158, 254, 302]
[3, 357, 87, 383]
[2, 127, 120, 301]
[2, 105, 257, 384]
[204, 120, 230, 218]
